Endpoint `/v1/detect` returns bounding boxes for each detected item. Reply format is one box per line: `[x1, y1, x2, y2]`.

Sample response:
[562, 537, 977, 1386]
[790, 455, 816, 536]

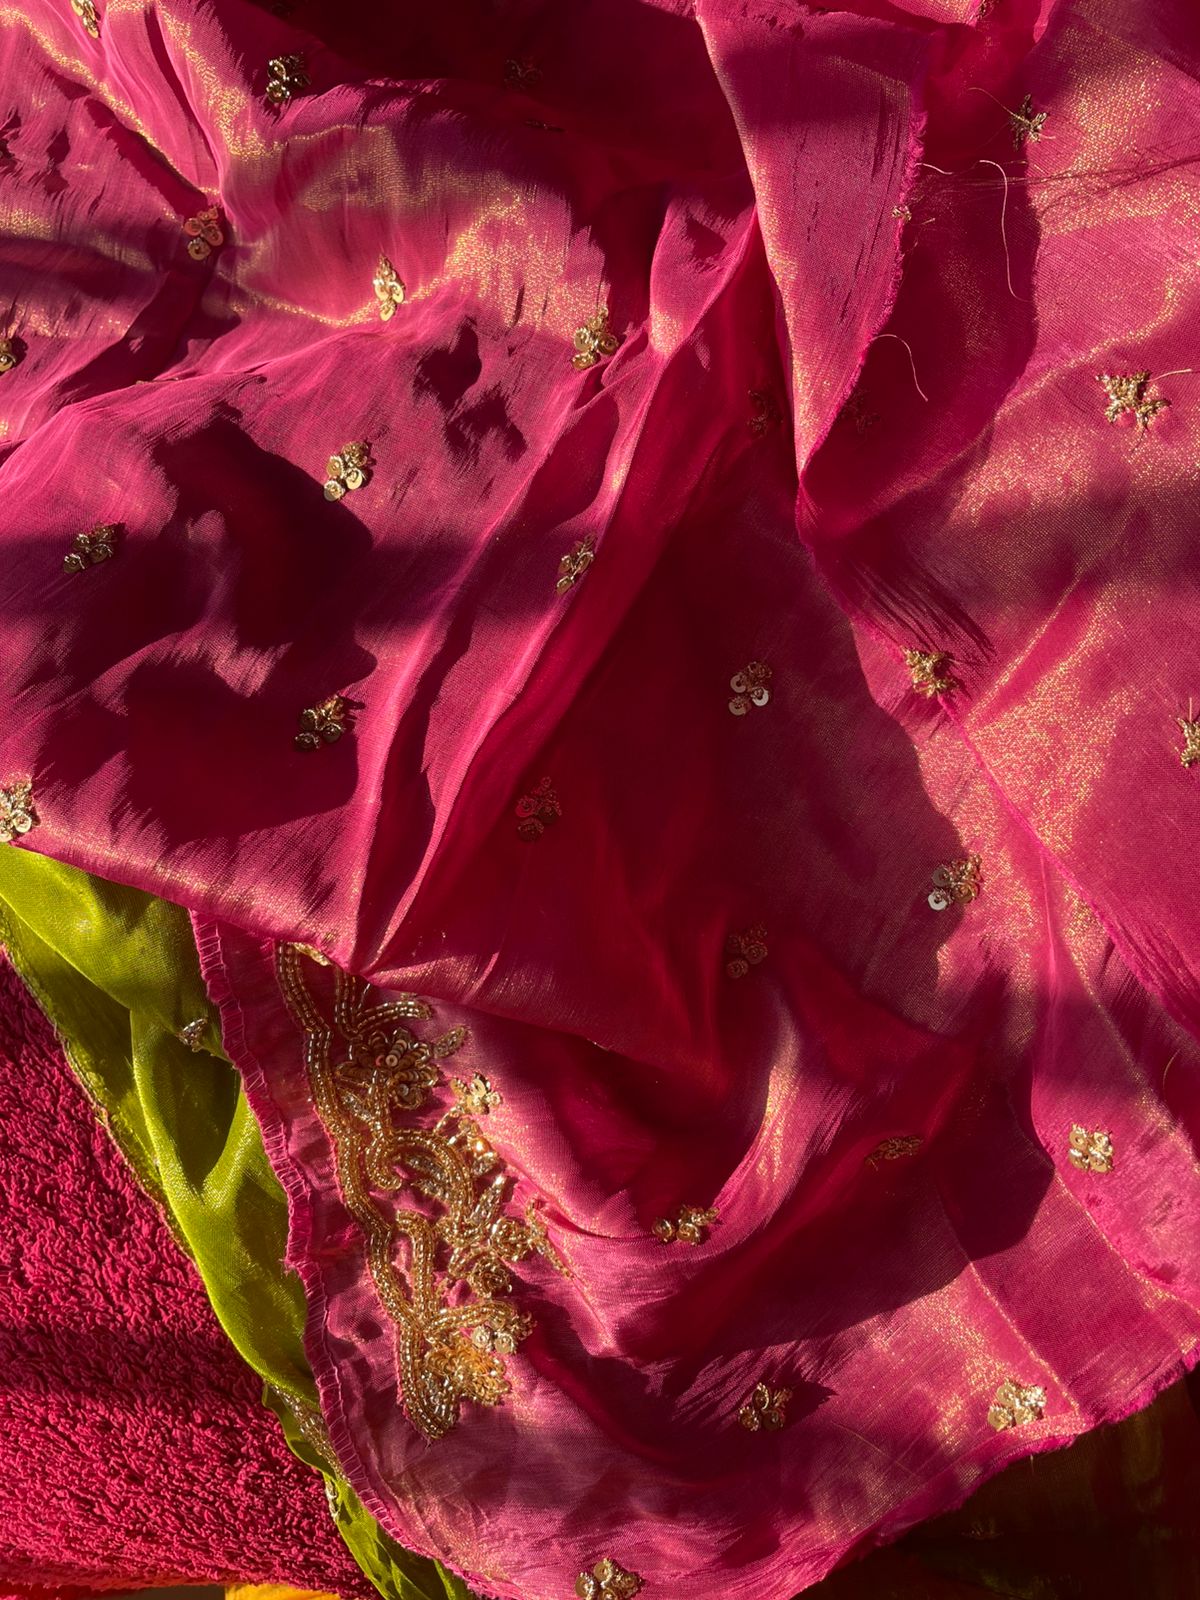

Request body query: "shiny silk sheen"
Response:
[3, 0, 1200, 1598]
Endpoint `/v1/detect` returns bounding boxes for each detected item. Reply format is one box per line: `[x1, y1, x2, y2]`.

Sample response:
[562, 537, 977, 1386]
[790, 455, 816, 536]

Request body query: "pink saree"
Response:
[2, 0, 1200, 1595]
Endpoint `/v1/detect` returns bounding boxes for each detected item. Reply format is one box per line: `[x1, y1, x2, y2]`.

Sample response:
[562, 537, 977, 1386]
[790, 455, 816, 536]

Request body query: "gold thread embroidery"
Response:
[63, 524, 116, 572]
[295, 943, 332, 965]
[184, 206, 224, 261]
[324, 442, 372, 500]
[0, 779, 37, 844]
[71, 0, 99, 36]
[373, 255, 406, 321]
[453, 1074, 502, 1116]
[725, 925, 767, 979]
[295, 695, 353, 751]
[1068, 1124, 1113, 1174]
[575, 1558, 643, 1599]
[515, 777, 561, 839]
[866, 1135, 922, 1169]
[0, 337, 19, 375]
[178, 1019, 207, 1052]
[1178, 716, 1200, 768]
[266, 54, 309, 106]
[572, 307, 619, 370]
[904, 648, 956, 698]
[728, 662, 771, 716]
[557, 537, 595, 593]
[987, 1378, 1045, 1431]
[747, 388, 781, 436]
[652, 1204, 717, 1245]
[276, 944, 566, 1440]
[738, 1381, 792, 1432]
[1008, 94, 1046, 148]
[928, 855, 981, 912]
[1097, 371, 1168, 430]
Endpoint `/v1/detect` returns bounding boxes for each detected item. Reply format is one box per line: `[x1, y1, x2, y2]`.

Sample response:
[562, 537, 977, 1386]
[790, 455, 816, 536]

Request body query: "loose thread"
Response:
[978, 158, 1021, 301]
[870, 333, 929, 403]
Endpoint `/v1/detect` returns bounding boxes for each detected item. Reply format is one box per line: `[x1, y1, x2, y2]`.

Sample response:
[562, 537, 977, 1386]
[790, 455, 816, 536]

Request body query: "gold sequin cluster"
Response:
[576, 1558, 642, 1600]
[729, 661, 771, 716]
[266, 53, 309, 105]
[295, 694, 353, 751]
[373, 255, 405, 321]
[904, 648, 955, 698]
[866, 1135, 922, 1169]
[64, 524, 116, 573]
[557, 537, 595, 593]
[1177, 715, 1200, 768]
[739, 1381, 792, 1432]
[652, 1204, 717, 1245]
[324, 442, 371, 500]
[0, 337, 19, 375]
[1097, 371, 1168, 430]
[928, 855, 981, 912]
[276, 945, 566, 1440]
[184, 206, 224, 262]
[1068, 1124, 1113, 1174]
[987, 1378, 1045, 1431]
[515, 777, 561, 840]
[725, 925, 767, 979]
[71, 0, 99, 37]
[0, 779, 37, 845]
[572, 307, 620, 370]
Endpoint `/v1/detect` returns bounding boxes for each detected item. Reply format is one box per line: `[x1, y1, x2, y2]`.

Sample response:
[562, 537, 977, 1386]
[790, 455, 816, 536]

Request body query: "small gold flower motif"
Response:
[556, 537, 595, 594]
[725, 925, 767, 979]
[71, 0, 99, 36]
[63, 524, 117, 573]
[503, 58, 542, 92]
[575, 1557, 643, 1600]
[0, 779, 37, 845]
[515, 776, 561, 839]
[295, 694, 353, 751]
[372, 255, 406, 321]
[1008, 93, 1047, 148]
[988, 1378, 1046, 1431]
[324, 442, 372, 500]
[866, 1135, 922, 1169]
[652, 1204, 718, 1245]
[728, 662, 771, 716]
[184, 205, 224, 262]
[928, 854, 981, 912]
[453, 1073, 502, 1116]
[1097, 371, 1168, 430]
[1179, 716, 1200, 768]
[738, 1380, 792, 1432]
[0, 337, 19, 375]
[1068, 1124, 1113, 1174]
[904, 648, 956, 698]
[747, 388, 781, 437]
[178, 1018, 207, 1052]
[572, 307, 620, 371]
[265, 53, 308, 106]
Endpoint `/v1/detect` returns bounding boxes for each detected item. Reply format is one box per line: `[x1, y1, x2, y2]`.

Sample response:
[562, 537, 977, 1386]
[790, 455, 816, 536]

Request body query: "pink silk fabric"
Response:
[4, 0, 1200, 1596]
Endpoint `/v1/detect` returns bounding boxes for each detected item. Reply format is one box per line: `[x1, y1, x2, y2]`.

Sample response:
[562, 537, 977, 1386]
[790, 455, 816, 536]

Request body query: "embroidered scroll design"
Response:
[276, 945, 565, 1440]
[373, 255, 406, 321]
[557, 537, 595, 593]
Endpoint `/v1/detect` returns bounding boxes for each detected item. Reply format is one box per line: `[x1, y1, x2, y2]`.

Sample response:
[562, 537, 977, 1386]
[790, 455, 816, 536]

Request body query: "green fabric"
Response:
[0, 847, 472, 1600]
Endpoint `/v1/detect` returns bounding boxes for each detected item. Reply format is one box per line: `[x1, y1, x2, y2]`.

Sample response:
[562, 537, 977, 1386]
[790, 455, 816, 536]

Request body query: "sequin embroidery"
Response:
[575, 1558, 643, 1600]
[904, 649, 956, 698]
[515, 777, 561, 839]
[179, 1019, 207, 1052]
[266, 54, 309, 106]
[725, 925, 767, 979]
[1068, 1125, 1113, 1174]
[373, 255, 406, 321]
[1177, 716, 1200, 768]
[652, 1204, 718, 1245]
[928, 855, 981, 912]
[556, 538, 595, 593]
[728, 662, 771, 716]
[739, 1381, 792, 1432]
[572, 308, 620, 370]
[63, 524, 116, 572]
[0, 337, 19, 375]
[988, 1378, 1045, 1431]
[324, 442, 372, 500]
[71, 0, 99, 37]
[295, 695, 353, 751]
[184, 206, 224, 261]
[866, 1135, 922, 1168]
[0, 779, 37, 845]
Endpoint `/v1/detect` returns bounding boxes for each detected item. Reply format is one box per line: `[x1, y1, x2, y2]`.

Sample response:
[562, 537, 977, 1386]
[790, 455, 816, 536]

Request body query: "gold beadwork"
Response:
[179, 1019, 207, 1052]
[572, 307, 620, 371]
[904, 648, 956, 698]
[1068, 1125, 1113, 1174]
[738, 1381, 792, 1432]
[725, 925, 767, 979]
[988, 1378, 1046, 1431]
[866, 1135, 922, 1169]
[515, 777, 561, 839]
[324, 441, 372, 500]
[729, 662, 771, 716]
[452, 1073, 502, 1116]
[0, 779, 37, 845]
[276, 944, 566, 1440]
[652, 1204, 717, 1245]
[295, 695, 352, 751]
[294, 943, 331, 965]
[63, 524, 116, 572]
[1008, 93, 1046, 148]
[503, 58, 542, 92]
[373, 255, 406, 321]
[184, 206, 224, 262]
[266, 54, 308, 105]
[928, 855, 981, 912]
[575, 1558, 643, 1600]
[556, 537, 595, 594]
[71, 0, 99, 36]
[1097, 371, 1168, 430]
[0, 337, 19, 375]
[747, 389, 781, 436]
[1178, 716, 1200, 768]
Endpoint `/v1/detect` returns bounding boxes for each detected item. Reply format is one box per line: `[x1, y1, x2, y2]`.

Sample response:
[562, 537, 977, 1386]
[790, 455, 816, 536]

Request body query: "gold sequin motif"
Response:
[904, 648, 956, 698]
[515, 777, 561, 839]
[276, 944, 565, 1439]
[71, 0, 99, 36]
[295, 695, 353, 751]
[184, 206, 224, 262]
[179, 1019, 207, 1052]
[866, 1135, 922, 1168]
[928, 855, 981, 912]
[556, 538, 595, 594]
[572, 308, 620, 371]
[988, 1378, 1046, 1431]
[0, 337, 19, 375]
[453, 1074, 502, 1116]
[739, 1381, 792, 1432]
[1068, 1125, 1113, 1174]
[575, 1558, 643, 1600]
[1177, 716, 1200, 768]
[729, 662, 771, 716]
[652, 1204, 717, 1245]
[373, 255, 406, 321]
[0, 780, 37, 845]
[1097, 372, 1168, 430]
[725, 925, 767, 978]
[266, 54, 309, 106]
[63, 524, 116, 573]
[324, 442, 372, 501]
[1009, 94, 1046, 148]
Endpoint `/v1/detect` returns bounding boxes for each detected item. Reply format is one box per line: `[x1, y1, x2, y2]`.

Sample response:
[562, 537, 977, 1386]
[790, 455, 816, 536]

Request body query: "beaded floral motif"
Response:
[728, 662, 771, 716]
[324, 442, 372, 500]
[652, 1204, 717, 1245]
[178, 1019, 207, 1052]
[738, 1381, 792, 1432]
[988, 1378, 1045, 1431]
[184, 206, 224, 261]
[1097, 371, 1168, 430]
[556, 537, 595, 594]
[575, 1558, 643, 1600]
[0, 780, 37, 845]
[373, 255, 406, 321]
[1008, 93, 1046, 148]
[515, 777, 561, 840]
[453, 1074, 503, 1116]
[1179, 717, 1200, 768]
[928, 855, 981, 912]
[725, 925, 767, 979]
[295, 695, 353, 751]
[63, 524, 116, 572]
[866, 1135, 922, 1169]
[1068, 1125, 1113, 1174]
[276, 944, 566, 1440]
[572, 307, 620, 370]
[266, 53, 309, 105]
[71, 0, 99, 37]
[904, 648, 956, 698]
[0, 337, 19, 375]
